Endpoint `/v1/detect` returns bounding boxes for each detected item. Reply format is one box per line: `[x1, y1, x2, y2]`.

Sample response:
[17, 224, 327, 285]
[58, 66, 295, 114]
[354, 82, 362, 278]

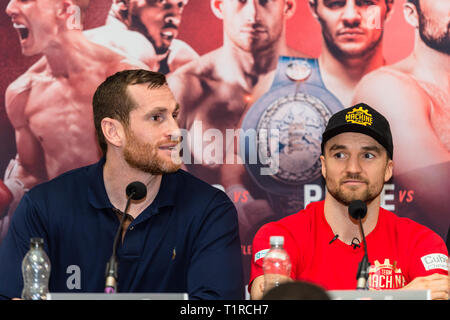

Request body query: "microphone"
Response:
[329, 234, 339, 244]
[351, 237, 361, 250]
[105, 181, 147, 294]
[348, 200, 370, 290]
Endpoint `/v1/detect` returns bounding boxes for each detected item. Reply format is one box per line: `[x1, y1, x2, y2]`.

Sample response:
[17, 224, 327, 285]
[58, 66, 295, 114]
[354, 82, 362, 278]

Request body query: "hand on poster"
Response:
[0, 181, 13, 215]
[1, 157, 28, 219]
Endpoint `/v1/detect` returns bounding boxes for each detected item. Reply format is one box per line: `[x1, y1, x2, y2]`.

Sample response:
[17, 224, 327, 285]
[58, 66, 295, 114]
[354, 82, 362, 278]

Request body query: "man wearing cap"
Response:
[249, 103, 449, 300]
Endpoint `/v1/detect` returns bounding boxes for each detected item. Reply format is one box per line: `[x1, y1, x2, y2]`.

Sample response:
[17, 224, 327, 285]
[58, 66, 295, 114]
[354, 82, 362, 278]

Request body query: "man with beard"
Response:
[249, 103, 449, 300]
[308, 0, 393, 105]
[0, 0, 147, 241]
[352, 0, 450, 240]
[0, 70, 243, 300]
[85, 0, 199, 73]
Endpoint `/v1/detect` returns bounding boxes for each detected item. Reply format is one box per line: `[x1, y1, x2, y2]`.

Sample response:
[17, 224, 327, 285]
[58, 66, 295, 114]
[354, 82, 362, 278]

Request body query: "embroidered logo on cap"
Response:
[345, 106, 373, 126]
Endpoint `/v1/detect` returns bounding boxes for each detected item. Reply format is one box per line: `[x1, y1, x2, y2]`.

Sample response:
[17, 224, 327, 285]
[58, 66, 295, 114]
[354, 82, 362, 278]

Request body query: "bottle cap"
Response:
[269, 236, 284, 246]
[30, 238, 44, 246]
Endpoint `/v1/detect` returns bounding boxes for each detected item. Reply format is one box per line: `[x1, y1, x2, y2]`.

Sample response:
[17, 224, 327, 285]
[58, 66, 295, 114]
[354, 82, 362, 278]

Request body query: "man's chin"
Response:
[326, 37, 381, 60]
[332, 190, 369, 206]
[154, 44, 170, 55]
[155, 156, 182, 174]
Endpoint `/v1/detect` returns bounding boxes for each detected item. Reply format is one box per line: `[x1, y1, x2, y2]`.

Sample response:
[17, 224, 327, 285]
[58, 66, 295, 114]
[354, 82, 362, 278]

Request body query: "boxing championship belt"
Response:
[240, 56, 343, 216]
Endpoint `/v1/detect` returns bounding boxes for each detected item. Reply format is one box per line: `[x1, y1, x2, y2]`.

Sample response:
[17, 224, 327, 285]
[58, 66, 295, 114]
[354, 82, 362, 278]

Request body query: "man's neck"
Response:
[318, 44, 385, 105]
[323, 193, 380, 245]
[103, 154, 162, 219]
[43, 30, 99, 78]
[218, 38, 289, 92]
[408, 37, 450, 90]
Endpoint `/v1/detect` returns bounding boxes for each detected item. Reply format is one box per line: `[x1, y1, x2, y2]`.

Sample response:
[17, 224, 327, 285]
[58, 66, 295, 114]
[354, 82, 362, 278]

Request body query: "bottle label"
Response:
[254, 249, 269, 262]
[265, 251, 288, 261]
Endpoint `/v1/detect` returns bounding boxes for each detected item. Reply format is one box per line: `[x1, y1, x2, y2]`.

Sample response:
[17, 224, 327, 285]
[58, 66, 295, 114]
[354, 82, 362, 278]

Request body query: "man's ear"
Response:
[320, 155, 327, 179]
[403, 1, 419, 29]
[211, 0, 224, 20]
[308, 0, 319, 20]
[284, 0, 297, 19]
[101, 117, 126, 149]
[383, 0, 395, 23]
[384, 159, 394, 183]
[58, 0, 83, 30]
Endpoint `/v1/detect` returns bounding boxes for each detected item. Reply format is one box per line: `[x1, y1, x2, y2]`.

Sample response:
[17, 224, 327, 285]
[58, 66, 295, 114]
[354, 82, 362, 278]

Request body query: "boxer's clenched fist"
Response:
[0, 180, 13, 213]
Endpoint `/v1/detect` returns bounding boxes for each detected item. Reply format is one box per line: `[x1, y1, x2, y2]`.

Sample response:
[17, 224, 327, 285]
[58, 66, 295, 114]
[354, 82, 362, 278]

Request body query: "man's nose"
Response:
[167, 115, 182, 142]
[164, 0, 185, 19]
[341, 1, 362, 28]
[6, 0, 19, 18]
[345, 155, 363, 174]
[243, 0, 261, 24]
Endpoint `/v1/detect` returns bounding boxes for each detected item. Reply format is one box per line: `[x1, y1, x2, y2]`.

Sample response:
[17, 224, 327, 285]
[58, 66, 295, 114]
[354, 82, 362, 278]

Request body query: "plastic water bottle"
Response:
[21, 238, 51, 300]
[262, 236, 291, 294]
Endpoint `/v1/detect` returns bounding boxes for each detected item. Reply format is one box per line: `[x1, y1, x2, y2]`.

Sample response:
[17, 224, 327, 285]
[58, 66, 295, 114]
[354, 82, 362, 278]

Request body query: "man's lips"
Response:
[13, 22, 29, 40]
[160, 28, 178, 41]
[337, 29, 365, 37]
[241, 26, 267, 34]
[341, 180, 367, 186]
[158, 143, 180, 151]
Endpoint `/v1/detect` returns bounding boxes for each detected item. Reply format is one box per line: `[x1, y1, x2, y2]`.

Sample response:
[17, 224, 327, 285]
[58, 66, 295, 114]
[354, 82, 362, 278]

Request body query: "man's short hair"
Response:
[262, 281, 330, 300]
[93, 69, 168, 155]
[407, 0, 420, 10]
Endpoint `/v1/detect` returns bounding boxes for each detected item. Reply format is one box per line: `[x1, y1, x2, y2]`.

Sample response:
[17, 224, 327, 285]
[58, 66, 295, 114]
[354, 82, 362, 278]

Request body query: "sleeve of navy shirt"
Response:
[0, 193, 50, 300]
[187, 190, 244, 300]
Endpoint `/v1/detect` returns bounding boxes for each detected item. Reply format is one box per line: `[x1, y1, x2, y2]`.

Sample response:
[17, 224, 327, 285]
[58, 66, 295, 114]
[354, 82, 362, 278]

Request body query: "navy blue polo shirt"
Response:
[0, 158, 244, 299]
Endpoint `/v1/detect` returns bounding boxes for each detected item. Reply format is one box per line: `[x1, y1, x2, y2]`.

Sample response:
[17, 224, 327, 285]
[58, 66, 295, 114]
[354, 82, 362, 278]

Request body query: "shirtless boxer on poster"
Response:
[168, 0, 306, 176]
[352, 0, 450, 239]
[167, 0, 308, 228]
[233, 0, 394, 225]
[85, 0, 198, 74]
[0, 0, 146, 240]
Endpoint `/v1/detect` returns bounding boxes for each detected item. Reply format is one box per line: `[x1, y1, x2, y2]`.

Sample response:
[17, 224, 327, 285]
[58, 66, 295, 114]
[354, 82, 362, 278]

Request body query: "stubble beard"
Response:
[326, 173, 382, 206]
[123, 130, 181, 175]
[418, 11, 450, 55]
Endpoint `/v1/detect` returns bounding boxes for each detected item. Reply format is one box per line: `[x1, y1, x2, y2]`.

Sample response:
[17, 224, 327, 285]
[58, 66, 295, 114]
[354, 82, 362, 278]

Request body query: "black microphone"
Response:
[105, 181, 147, 293]
[351, 237, 361, 250]
[329, 234, 339, 244]
[348, 200, 370, 290]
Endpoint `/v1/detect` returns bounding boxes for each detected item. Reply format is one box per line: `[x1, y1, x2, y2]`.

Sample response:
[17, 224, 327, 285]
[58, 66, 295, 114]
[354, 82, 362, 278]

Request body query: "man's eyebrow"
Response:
[323, 0, 341, 6]
[361, 145, 382, 154]
[328, 144, 347, 152]
[147, 104, 179, 114]
[150, 107, 168, 113]
[327, 144, 383, 154]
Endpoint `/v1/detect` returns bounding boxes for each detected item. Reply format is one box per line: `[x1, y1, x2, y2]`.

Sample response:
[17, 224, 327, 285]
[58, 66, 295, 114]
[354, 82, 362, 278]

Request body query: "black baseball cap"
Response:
[321, 103, 393, 159]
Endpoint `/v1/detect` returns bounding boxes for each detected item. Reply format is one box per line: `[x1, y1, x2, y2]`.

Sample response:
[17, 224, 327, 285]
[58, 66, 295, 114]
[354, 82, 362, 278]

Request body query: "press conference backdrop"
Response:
[0, 0, 448, 285]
